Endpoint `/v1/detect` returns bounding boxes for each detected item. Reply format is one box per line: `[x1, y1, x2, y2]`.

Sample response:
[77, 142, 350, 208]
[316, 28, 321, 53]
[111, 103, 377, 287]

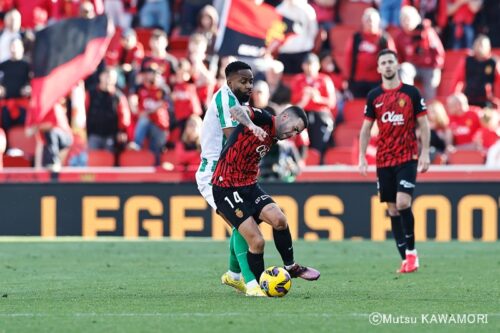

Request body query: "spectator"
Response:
[193, 5, 218, 55]
[265, 60, 291, 109]
[27, 98, 73, 171]
[106, 29, 144, 92]
[446, 0, 483, 49]
[174, 114, 202, 168]
[214, 55, 237, 90]
[80, 1, 99, 19]
[345, 8, 395, 98]
[15, 0, 60, 29]
[139, 0, 170, 33]
[0, 9, 21, 63]
[397, 5, 444, 101]
[485, 137, 500, 167]
[170, 58, 203, 144]
[277, 0, 319, 74]
[473, 108, 499, 151]
[445, 92, 481, 151]
[478, 0, 500, 48]
[0, 38, 31, 131]
[310, 0, 338, 31]
[179, 0, 213, 36]
[380, 0, 403, 28]
[251, 80, 276, 113]
[141, 29, 178, 88]
[60, 0, 104, 18]
[401, 0, 448, 31]
[291, 53, 335, 163]
[187, 33, 215, 109]
[131, 66, 170, 165]
[104, 0, 134, 30]
[426, 100, 449, 162]
[319, 50, 346, 120]
[455, 34, 500, 107]
[86, 68, 131, 153]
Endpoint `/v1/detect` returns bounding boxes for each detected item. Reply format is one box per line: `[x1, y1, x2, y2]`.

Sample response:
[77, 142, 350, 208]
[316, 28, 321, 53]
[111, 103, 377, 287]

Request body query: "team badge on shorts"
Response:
[235, 209, 243, 218]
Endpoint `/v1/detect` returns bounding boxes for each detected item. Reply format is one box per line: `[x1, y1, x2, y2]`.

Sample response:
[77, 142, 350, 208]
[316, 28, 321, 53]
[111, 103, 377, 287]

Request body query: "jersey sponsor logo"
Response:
[375, 102, 384, 108]
[381, 111, 405, 125]
[255, 194, 271, 205]
[256, 145, 270, 158]
[399, 180, 415, 189]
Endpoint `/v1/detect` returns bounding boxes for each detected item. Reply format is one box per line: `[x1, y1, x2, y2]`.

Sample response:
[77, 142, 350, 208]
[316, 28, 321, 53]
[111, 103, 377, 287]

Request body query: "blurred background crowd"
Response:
[0, 0, 499, 181]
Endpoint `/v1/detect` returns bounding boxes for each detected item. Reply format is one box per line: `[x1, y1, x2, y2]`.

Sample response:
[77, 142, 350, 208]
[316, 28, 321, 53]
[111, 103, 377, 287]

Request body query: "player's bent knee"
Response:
[272, 214, 288, 230]
[248, 235, 265, 253]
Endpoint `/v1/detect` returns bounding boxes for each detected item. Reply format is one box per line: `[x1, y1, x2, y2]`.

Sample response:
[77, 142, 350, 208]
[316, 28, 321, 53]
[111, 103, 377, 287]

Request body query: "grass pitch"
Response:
[0, 239, 498, 333]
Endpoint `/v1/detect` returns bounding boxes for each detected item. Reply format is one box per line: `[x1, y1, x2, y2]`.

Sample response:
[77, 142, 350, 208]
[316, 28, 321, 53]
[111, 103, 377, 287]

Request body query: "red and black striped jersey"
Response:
[364, 83, 427, 168]
[212, 108, 277, 187]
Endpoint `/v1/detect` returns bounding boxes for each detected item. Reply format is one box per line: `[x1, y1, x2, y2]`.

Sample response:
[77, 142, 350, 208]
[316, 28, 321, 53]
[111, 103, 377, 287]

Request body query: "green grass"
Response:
[0, 239, 499, 333]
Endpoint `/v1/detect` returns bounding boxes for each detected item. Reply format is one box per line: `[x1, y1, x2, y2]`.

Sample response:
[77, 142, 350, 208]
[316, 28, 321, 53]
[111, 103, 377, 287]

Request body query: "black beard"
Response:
[234, 90, 250, 103]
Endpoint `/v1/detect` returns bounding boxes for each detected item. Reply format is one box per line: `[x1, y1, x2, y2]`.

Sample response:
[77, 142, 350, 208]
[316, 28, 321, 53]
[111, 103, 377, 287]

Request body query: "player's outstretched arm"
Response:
[417, 115, 431, 173]
[229, 106, 267, 141]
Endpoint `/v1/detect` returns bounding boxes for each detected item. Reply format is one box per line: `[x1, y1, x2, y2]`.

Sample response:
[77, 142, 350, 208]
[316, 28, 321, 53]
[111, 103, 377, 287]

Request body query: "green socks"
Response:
[228, 230, 241, 274]
[232, 229, 257, 283]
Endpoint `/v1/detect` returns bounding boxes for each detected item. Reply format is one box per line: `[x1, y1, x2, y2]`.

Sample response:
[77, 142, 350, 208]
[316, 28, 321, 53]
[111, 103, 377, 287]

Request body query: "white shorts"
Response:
[195, 169, 216, 210]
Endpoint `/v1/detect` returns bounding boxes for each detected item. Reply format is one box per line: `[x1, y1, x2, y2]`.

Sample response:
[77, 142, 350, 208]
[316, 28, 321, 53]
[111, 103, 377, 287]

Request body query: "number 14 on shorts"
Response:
[224, 191, 243, 208]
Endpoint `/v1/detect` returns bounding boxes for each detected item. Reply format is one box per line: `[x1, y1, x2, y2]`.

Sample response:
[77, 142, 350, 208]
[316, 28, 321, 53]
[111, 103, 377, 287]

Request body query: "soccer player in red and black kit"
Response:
[212, 105, 320, 294]
[358, 49, 431, 274]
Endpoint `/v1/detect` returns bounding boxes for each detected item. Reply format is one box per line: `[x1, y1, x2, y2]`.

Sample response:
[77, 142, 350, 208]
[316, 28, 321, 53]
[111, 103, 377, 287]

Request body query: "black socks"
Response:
[273, 226, 294, 266]
[247, 251, 264, 281]
[399, 207, 415, 251]
[390, 215, 407, 260]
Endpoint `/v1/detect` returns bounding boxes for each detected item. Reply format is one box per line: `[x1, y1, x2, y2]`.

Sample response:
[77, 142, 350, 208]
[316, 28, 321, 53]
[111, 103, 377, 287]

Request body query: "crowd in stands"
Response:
[0, 0, 500, 176]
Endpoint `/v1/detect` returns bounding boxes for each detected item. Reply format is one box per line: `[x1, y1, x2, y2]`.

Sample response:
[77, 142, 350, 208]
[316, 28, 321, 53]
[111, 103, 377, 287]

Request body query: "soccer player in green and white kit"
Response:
[196, 61, 262, 296]
[197, 61, 320, 296]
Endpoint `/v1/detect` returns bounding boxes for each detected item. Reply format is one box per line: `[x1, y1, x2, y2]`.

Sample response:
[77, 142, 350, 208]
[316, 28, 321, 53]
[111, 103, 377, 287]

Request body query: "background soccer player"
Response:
[212, 105, 320, 297]
[358, 49, 431, 274]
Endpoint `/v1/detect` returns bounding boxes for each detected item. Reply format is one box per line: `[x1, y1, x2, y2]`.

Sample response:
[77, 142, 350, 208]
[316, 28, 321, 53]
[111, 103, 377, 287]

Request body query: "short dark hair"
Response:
[377, 49, 398, 61]
[285, 105, 308, 129]
[225, 61, 252, 78]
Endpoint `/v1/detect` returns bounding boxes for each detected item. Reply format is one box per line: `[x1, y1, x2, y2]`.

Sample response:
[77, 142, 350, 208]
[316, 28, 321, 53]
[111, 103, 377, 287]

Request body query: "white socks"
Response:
[228, 271, 241, 280]
[246, 280, 258, 289]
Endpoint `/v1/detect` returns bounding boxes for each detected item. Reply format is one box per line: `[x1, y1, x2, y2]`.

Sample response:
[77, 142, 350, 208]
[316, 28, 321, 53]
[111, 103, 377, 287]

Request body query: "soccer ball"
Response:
[259, 266, 292, 297]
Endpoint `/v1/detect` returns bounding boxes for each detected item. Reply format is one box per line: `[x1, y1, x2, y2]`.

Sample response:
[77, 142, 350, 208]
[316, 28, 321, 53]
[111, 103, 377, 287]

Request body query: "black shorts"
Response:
[212, 183, 275, 229]
[376, 160, 418, 203]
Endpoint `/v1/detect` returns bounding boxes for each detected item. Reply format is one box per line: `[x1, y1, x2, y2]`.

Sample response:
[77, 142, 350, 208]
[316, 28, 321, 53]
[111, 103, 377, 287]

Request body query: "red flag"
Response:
[215, 0, 295, 58]
[28, 15, 112, 126]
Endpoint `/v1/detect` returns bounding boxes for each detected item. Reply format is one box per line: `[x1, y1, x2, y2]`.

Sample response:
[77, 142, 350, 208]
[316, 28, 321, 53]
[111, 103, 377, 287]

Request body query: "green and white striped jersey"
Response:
[199, 84, 241, 169]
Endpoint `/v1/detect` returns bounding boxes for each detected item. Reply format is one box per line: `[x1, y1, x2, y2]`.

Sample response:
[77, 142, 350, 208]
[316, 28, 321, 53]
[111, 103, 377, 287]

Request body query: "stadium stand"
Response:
[447, 150, 486, 165]
[87, 150, 115, 167]
[7, 126, 36, 157]
[323, 147, 353, 165]
[119, 150, 155, 167]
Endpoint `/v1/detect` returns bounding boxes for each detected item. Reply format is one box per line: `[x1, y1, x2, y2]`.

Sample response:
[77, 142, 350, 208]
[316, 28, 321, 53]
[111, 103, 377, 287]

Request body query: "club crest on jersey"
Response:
[235, 209, 243, 218]
[398, 98, 406, 108]
[381, 111, 405, 125]
[256, 145, 270, 158]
